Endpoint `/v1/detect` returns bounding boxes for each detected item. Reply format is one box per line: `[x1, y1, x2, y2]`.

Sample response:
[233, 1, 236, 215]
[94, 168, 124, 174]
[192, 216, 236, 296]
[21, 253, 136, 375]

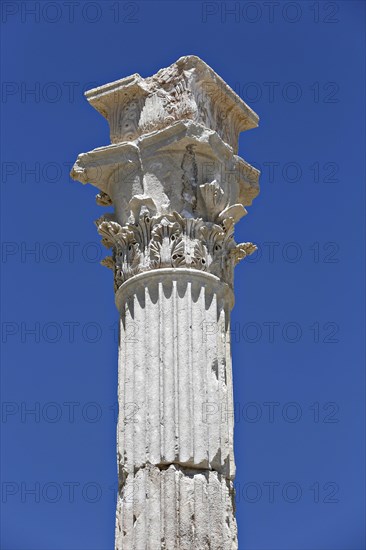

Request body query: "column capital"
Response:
[71, 57, 260, 293]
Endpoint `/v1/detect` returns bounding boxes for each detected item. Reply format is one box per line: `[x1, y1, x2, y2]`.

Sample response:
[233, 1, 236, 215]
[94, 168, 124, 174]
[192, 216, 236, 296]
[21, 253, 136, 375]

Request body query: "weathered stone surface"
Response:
[71, 55, 260, 550]
[116, 464, 237, 550]
[84, 55, 258, 153]
[71, 119, 259, 290]
[117, 270, 235, 478]
[71, 120, 259, 220]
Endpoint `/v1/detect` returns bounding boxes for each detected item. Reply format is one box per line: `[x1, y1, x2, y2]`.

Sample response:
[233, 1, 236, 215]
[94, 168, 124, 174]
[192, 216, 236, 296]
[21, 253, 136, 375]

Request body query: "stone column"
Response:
[71, 56, 260, 550]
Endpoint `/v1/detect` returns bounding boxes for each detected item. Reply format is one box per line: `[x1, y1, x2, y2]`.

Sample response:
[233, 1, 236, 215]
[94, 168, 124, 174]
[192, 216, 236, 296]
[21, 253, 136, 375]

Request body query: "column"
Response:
[71, 55, 260, 550]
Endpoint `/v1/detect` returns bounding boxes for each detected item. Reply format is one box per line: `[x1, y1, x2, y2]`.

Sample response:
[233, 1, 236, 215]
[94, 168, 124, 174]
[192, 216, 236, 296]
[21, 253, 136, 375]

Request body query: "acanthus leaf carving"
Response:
[191, 240, 208, 271]
[94, 156, 256, 288]
[95, 205, 256, 289]
[101, 256, 114, 270]
[127, 213, 155, 257]
[115, 240, 141, 283]
[199, 224, 225, 277]
[231, 242, 257, 265]
[96, 219, 123, 249]
[150, 217, 183, 268]
[217, 204, 247, 224]
[197, 180, 227, 221]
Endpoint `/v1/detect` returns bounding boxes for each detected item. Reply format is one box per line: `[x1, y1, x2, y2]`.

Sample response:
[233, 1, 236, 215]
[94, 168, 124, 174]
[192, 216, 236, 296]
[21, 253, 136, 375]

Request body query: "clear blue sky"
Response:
[1, 1, 365, 549]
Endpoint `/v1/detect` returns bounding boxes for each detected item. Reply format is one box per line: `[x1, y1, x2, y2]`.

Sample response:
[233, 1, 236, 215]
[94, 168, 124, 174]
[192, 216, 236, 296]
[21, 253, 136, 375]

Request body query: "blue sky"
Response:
[1, 1, 365, 549]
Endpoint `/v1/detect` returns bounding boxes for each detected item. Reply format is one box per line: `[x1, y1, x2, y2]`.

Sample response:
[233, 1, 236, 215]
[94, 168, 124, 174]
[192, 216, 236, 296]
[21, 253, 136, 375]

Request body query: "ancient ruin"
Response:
[71, 55, 260, 549]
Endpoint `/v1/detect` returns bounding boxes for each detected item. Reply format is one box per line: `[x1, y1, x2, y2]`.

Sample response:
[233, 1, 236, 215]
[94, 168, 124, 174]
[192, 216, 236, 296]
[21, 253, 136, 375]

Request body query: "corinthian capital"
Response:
[71, 56, 260, 293]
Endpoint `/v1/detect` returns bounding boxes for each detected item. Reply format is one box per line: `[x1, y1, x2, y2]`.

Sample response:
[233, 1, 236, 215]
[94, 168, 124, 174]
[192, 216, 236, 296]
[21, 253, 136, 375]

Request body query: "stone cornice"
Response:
[84, 55, 258, 153]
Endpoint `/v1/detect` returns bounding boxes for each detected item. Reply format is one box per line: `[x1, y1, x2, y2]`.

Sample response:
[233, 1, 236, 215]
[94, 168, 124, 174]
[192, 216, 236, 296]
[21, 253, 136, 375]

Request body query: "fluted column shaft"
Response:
[115, 269, 237, 549]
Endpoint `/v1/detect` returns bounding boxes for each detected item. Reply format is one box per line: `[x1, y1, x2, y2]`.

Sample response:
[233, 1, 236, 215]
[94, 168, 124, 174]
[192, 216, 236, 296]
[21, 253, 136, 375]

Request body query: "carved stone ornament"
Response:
[71, 63, 260, 290]
[95, 209, 256, 291]
[83, 55, 258, 153]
